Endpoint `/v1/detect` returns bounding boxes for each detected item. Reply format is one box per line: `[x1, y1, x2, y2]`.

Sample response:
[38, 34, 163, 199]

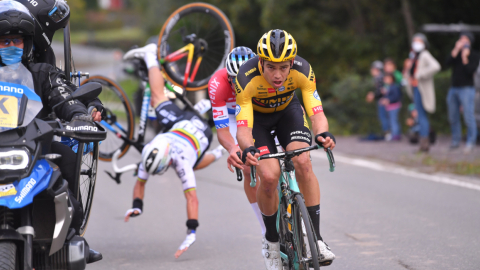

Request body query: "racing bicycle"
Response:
[249, 146, 336, 270]
[82, 2, 235, 162]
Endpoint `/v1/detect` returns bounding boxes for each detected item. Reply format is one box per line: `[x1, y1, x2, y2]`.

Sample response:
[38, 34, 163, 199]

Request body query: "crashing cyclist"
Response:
[122, 43, 224, 258]
[0, 0, 104, 263]
[208, 46, 271, 236]
[235, 29, 336, 269]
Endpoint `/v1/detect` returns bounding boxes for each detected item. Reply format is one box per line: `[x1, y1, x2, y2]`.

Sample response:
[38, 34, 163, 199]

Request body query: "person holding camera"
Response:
[446, 32, 480, 153]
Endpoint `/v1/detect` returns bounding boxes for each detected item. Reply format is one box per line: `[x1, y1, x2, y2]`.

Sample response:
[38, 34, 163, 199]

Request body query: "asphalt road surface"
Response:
[85, 143, 480, 270]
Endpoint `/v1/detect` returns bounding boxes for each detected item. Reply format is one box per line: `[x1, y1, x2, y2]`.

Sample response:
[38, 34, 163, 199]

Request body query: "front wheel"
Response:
[292, 194, 320, 270]
[0, 241, 18, 270]
[158, 2, 235, 91]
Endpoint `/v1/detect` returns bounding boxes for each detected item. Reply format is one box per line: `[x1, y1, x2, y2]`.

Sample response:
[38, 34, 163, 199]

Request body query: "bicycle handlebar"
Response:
[249, 144, 335, 187]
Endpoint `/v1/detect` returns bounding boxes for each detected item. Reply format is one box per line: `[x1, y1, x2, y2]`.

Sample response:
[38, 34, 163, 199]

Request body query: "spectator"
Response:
[384, 58, 403, 85]
[445, 32, 480, 153]
[366, 60, 390, 139]
[403, 33, 441, 152]
[380, 73, 402, 141]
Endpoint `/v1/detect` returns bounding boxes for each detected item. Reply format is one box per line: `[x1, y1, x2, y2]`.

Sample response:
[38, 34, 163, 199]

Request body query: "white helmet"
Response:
[141, 139, 172, 175]
[225, 46, 256, 76]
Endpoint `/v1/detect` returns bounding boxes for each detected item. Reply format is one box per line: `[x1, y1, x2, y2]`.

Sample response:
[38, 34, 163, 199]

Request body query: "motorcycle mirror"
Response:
[51, 82, 102, 112]
[71, 82, 102, 103]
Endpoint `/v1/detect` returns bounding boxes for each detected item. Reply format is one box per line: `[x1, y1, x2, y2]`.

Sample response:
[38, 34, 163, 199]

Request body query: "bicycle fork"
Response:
[277, 170, 305, 269]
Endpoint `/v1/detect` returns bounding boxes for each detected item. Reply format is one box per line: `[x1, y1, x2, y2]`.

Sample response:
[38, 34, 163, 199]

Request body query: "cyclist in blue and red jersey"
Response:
[208, 46, 267, 236]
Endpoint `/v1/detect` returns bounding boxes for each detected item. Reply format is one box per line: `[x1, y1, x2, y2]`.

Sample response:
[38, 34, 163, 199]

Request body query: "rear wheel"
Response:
[292, 194, 320, 270]
[158, 2, 235, 91]
[81, 76, 135, 162]
[0, 242, 17, 270]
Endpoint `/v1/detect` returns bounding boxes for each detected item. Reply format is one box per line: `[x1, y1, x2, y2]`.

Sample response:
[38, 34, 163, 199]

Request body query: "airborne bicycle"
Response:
[82, 2, 235, 162]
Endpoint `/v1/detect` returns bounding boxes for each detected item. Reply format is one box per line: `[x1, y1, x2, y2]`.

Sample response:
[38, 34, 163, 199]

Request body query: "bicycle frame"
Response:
[276, 161, 304, 269]
[160, 42, 203, 87]
[249, 145, 334, 269]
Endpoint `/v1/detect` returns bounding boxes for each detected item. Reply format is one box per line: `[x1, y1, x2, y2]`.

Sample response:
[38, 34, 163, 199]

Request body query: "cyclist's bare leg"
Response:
[193, 153, 216, 170]
[243, 166, 258, 203]
[244, 166, 266, 235]
[148, 66, 168, 107]
[256, 158, 281, 215]
[286, 141, 320, 206]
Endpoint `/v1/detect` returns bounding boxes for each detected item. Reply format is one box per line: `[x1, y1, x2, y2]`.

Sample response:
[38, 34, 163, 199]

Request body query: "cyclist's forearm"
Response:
[310, 112, 329, 135]
[237, 126, 254, 151]
[133, 179, 146, 200]
[148, 66, 168, 107]
[217, 128, 237, 152]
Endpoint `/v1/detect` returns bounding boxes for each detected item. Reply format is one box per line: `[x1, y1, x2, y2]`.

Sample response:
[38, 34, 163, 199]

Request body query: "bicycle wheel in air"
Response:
[158, 2, 235, 91]
[292, 194, 320, 270]
[78, 142, 99, 236]
[81, 76, 135, 161]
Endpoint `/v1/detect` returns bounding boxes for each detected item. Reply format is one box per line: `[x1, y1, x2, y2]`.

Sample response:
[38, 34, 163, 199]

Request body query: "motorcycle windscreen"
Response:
[0, 64, 42, 133]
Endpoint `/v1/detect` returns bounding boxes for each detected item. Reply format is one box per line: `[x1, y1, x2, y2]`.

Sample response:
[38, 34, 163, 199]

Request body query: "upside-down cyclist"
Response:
[208, 46, 269, 236]
[235, 29, 336, 269]
[122, 43, 224, 258]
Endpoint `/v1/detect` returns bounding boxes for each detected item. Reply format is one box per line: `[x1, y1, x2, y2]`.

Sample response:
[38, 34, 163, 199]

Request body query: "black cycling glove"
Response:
[241, 146, 260, 164]
[125, 198, 143, 218]
[315, 132, 336, 148]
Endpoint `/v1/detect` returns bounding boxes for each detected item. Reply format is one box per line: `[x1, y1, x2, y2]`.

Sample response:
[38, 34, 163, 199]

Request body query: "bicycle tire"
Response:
[81, 76, 135, 161]
[292, 193, 320, 270]
[63, 22, 72, 82]
[78, 142, 99, 236]
[158, 2, 235, 91]
[0, 241, 17, 270]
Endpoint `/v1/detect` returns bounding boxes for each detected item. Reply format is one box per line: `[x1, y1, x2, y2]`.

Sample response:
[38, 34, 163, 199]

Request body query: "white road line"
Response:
[311, 151, 480, 192]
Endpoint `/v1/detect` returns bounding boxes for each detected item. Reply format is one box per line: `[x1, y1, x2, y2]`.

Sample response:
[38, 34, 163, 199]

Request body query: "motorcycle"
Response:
[0, 64, 106, 270]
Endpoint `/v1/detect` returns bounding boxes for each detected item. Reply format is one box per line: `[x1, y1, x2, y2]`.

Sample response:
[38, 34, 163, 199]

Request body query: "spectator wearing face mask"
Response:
[404, 33, 441, 152]
[445, 32, 480, 153]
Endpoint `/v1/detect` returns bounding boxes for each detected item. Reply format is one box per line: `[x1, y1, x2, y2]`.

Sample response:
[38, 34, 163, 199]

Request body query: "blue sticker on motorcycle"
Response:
[0, 159, 52, 209]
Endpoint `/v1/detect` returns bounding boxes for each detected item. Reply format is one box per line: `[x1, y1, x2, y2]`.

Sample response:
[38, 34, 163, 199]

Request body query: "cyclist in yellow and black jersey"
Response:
[235, 29, 336, 270]
[235, 54, 323, 124]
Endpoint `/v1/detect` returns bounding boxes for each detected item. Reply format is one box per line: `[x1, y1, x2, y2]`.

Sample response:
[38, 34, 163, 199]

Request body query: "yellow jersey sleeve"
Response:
[234, 78, 254, 128]
[297, 63, 323, 117]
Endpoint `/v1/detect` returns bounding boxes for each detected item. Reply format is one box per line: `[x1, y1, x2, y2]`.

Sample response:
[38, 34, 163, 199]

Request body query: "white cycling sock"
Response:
[251, 202, 266, 235]
[144, 52, 159, 70]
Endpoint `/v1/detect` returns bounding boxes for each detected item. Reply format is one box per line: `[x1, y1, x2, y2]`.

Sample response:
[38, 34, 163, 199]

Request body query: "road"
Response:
[85, 142, 480, 270]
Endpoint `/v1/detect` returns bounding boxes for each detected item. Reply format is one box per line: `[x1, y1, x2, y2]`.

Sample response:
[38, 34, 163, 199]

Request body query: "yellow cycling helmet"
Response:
[257, 29, 297, 62]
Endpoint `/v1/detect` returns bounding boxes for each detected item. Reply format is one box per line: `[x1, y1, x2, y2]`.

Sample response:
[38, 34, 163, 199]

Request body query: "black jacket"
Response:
[446, 50, 480, 87]
[28, 62, 101, 121]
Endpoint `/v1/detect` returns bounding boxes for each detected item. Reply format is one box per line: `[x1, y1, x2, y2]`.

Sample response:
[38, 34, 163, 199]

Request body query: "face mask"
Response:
[411, 41, 425, 52]
[0, 47, 23, 65]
